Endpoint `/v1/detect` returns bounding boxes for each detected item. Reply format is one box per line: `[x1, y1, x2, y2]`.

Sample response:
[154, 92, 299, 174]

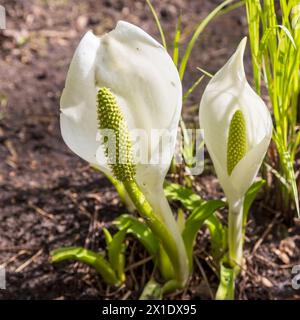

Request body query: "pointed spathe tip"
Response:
[115, 20, 130, 29]
[239, 37, 248, 50]
[228, 37, 247, 81]
[234, 37, 247, 62]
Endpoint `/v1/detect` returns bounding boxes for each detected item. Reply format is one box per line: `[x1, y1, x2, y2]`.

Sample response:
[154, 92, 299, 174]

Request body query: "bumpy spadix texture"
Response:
[227, 110, 248, 175]
[199, 38, 272, 204]
[97, 87, 136, 181]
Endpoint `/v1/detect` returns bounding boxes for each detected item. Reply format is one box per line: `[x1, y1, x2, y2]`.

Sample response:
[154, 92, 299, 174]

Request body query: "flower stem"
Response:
[228, 198, 244, 269]
[91, 166, 135, 213]
[123, 179, 188, 287]
[216, 262, 235, 300]
[105, 173, 135, 213]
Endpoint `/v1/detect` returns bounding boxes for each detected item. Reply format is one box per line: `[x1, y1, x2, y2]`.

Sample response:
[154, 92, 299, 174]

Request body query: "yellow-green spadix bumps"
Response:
[227, 110, 248, 176]
[97, 87, 136, 181]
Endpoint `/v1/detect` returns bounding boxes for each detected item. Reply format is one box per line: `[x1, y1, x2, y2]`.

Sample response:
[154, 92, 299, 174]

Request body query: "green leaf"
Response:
[215, 262, 235, 300]
[164, 182, 227, 262]
[176, 208, 186, 233]
[182, 200, 225, 270]
[103, 227, 113, 246]
[114, 214, 159, 256]
[205, 214, 227, 261]
[50, 246, 119, 285]
[139, 279, 163, 300]
[157, 245, 174, 281]
[243, 179, 266, 226]
[108, 228, 129, 282]
[164, 182, 204, 211]
[113, 217, 175, 283]
[162, 279, 182, 295]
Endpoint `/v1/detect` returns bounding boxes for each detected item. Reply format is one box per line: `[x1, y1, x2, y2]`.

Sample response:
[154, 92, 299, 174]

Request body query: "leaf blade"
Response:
[50, 246, 119, 285]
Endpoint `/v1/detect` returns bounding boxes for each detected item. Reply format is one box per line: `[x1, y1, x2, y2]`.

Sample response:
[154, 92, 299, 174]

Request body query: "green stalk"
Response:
[228, 198, 244, 269]
[91, 165, 136, 213]
[104, 172, 135, 213]
[179, 0, 233, 80]
[123, 180, 188, 287]
[216, 262, 235, 300]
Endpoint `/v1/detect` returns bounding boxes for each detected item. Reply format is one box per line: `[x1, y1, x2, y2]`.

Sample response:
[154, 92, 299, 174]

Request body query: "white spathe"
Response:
[60, 19, 181, 214]
[60, 21, 188, 281]
[60, 21, 181, 178]
[199, 38, 273, 205]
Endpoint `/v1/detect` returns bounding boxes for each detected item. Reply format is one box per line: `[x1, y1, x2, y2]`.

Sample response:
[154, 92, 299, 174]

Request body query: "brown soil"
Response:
[0, 0, 299, 300]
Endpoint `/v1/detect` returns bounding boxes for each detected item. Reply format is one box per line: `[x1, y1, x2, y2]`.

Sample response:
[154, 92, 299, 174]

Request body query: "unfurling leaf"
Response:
[114, 214, 159, 256]
[164, 182, 203, 211]
[50, 247, 119, 285]
[108, 227, 129, 282]
[182, 200, 225, 270]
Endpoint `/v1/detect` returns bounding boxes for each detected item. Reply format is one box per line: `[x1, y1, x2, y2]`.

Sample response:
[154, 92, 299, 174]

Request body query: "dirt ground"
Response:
[0, 0, 299, 300]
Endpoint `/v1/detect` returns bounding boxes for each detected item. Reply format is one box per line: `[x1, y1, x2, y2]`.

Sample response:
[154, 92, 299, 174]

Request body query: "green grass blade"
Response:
[183, 75, 204, 102]
[246, 0, 300, 217]
[216, 0, 245, 17]
[146, 0, 167, 49]
[276, 25, 297, 49]
[173, 15, 182, 67]
[197, 67, 213, 78]
[283, 152, 300, 217]
[179, 0, 233, 80]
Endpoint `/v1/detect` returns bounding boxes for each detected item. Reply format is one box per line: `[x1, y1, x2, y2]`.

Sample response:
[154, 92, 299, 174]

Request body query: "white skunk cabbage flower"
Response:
[60, 21, 188, 282]
[200, 37, 272, 205]
[199, 38, 272, 266]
